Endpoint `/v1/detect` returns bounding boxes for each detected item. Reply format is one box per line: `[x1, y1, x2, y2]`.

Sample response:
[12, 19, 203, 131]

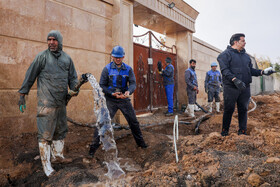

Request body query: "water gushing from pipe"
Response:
[87, 74, 125, 179]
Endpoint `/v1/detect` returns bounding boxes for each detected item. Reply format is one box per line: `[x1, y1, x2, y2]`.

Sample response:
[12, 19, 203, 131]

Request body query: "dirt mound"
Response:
[1, 93, 280, 186]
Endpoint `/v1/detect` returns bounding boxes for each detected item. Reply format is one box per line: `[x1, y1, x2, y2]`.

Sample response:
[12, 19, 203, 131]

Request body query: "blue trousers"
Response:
[165, 84, 174, 113]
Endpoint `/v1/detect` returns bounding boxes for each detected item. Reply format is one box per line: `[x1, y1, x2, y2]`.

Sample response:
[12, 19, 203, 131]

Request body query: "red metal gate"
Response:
[133, 31, 177, 113]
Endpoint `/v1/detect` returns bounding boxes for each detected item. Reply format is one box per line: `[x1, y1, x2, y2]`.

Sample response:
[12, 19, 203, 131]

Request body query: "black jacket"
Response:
[217, 46, 262, 87]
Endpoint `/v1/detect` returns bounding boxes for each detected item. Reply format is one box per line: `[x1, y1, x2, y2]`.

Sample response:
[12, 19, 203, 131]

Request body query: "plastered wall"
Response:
[0, 0, 114, 135]
[191, 37, 222, 105]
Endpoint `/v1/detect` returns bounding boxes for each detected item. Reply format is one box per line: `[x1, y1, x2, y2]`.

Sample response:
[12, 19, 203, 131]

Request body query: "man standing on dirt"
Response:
[204, 62, 222, 113]
[89, 45, 147, 157]
[184, 59, 199, 118]
[217, 33, 274, 136]
[18, 30, 81, 177]
[158, 57, 175, 116]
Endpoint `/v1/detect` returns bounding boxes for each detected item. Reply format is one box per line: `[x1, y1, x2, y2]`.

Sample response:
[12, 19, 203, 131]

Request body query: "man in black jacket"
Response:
[217, 33, 274, 136]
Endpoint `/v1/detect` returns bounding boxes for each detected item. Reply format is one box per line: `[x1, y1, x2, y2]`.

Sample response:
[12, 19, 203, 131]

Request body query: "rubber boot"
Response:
[208, 102, 213, 113]
[188, 104, 195, 118]
[51, 140, 72, 164]
[194, 105, 201, 112]
[39, 141, 55, 177]
[216, 102, 220, 113]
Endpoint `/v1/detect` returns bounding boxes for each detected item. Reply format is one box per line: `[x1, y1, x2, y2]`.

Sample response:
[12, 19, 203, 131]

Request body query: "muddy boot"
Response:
[221, 129, 229, 137]
[194, 105, 201, 112]
[39, 141, 55, 177]
[51, 140, 72, 164]
[208, 102, 213, 113]
[216, 102, 220, 113]
[238, 129, 247, 135]
[188, 104, 195, 118]
[137, 141, 148, 149]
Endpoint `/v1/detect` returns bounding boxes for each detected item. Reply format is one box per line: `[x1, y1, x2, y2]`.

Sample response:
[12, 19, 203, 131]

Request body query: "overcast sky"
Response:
[185, 0, 280, 63]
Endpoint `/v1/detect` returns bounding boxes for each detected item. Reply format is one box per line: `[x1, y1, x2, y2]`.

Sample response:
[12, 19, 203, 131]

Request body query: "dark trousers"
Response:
[164, 84, 174, 113]
[91, 96, 146, 150]
[187, 88, 197, 104]
[222, 85, 250, 133]
[207, 86, 221, 102]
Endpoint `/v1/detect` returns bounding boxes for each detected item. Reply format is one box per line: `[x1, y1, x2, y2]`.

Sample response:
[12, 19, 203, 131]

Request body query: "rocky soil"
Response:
[1, 93, 280, 186]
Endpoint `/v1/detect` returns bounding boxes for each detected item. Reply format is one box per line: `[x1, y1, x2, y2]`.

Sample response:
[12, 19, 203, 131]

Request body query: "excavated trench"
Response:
[1, 93, 280, 186]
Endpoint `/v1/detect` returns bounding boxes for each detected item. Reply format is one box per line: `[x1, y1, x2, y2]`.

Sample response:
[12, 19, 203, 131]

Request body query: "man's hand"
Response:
[263, 67, 274, 75]
[112, 91, 130, 99]
[205, 87, 208, 93]
[123, 91, 130, 98]
[68, 89, 79, 97]
[112, 92, 122, 98]
[18, 94, 26, 113]
[196, 89, 199, 94]
[232, 78, 246, 91]
[220, 86, 223, 92]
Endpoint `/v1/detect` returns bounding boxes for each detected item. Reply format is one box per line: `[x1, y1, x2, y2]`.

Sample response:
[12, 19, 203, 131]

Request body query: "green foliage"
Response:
[255, 56, 272, 69]
[275, 63, 280, 72]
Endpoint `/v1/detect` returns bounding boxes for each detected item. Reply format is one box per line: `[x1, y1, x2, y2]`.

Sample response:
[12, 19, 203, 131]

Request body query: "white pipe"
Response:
[173, 115, 179, 163]
[248, 97, 257, 113]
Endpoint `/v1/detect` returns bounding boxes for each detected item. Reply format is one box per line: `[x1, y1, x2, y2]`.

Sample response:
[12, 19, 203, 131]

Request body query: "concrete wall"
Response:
[273, 74, 280, 91]
[0, 0, 114, 135]
[191, 37, 222, 105]
[250, 57, 262, 96]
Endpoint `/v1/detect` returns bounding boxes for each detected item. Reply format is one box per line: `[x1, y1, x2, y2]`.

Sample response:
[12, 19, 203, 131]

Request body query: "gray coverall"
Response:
[18, 31, 78, 142]
[185, 67, 198, 104]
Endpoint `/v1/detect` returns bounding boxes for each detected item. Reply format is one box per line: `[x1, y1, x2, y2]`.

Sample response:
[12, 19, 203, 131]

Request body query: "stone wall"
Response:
[191, 37, 222, 105]
[0, 0, 114, 135]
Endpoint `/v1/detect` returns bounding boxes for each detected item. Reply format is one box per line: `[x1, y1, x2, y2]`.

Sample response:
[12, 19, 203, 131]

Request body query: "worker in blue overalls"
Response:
[89, 45, 147, 157]
[159, 57, 174, 116]
[204, 62, 222, 113]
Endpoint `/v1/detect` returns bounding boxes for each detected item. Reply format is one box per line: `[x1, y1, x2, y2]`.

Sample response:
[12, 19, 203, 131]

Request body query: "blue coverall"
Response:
[204, 70, 222, 102]
[90, 62, 146, 151]
[162, 63, 174, 113]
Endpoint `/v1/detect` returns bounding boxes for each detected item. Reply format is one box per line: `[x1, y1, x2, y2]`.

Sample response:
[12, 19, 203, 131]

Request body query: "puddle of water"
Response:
[119, 158, 142, 172]
[88, 74, 125, 180]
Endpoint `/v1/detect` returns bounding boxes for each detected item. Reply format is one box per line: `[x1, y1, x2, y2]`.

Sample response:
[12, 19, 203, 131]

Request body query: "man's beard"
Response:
[191, 66, 195, 70]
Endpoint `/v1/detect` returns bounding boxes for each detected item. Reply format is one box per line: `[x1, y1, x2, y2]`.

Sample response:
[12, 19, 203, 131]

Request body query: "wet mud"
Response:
[1, 93, 280, 186]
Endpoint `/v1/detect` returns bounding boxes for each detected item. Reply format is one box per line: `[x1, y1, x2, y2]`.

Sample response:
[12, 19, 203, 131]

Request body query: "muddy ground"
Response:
[1, 93, 280, 186]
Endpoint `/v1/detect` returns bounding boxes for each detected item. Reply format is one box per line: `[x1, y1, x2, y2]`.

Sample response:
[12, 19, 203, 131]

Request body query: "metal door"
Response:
[133, 31, 177, 113]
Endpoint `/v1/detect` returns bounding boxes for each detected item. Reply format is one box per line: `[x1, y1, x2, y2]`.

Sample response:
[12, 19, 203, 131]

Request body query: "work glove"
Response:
[81, 73, 89, 82]
[263, 67, 274, 75]
[68, 89, 79, 97]
[157, 61, 162, 72]
[233, 78, 246, 91]
[18, 95, 26, 113]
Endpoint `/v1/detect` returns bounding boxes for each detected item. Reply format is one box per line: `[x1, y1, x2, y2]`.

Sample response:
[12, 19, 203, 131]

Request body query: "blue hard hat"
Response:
[211, 62, 218, 67]
[111, 45, 125, 58]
